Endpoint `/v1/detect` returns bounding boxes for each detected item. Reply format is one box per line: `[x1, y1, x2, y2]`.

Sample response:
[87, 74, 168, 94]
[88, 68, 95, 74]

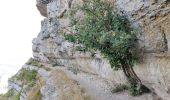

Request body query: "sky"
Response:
[0, 1, 43, 65]
[0, 0, 43, 93]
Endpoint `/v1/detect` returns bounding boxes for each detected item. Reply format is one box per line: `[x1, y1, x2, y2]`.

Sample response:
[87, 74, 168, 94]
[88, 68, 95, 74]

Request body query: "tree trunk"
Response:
[121, 59, 143, 91]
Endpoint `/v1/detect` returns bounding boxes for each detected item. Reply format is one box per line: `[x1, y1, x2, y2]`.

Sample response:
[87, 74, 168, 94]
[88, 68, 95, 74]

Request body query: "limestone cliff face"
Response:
[34, 0, 170, 99]
[6, 0, 170, 100]
[116, 0, 170, 99]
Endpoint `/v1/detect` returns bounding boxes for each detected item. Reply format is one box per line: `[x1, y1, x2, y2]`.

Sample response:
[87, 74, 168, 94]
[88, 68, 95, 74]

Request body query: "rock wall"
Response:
[116, 0, 170, 99]
[34, 0, 126, 90]
[6, 0, 170, 100]
[33, 0, 170, 99]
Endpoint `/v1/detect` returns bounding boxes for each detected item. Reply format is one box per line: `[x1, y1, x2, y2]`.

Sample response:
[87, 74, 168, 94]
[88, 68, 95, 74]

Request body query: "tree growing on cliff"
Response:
[64, 0, 150, 96]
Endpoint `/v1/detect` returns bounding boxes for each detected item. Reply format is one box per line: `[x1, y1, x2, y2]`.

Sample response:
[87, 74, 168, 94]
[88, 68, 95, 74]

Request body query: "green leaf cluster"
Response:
[17, 69, 37, 86]
[65, 0, 139, 70]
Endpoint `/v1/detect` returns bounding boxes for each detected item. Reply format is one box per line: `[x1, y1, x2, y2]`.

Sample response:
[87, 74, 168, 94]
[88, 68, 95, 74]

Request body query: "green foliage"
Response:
[0, 89, 21, 100]
[127, 78, 150, 96]
[4, 89, 15, 97]
[14, 91, 21, 100]
[17, 69, 37, 86]
[128, 78, 141, 96]
[111, 84, 128, 93]
[63, 0, 144, 96]
[75, 46, 87, 52]
[64, 34, 77, 43]
[111, 81, 150, 95]
[65, 0, 138, 70]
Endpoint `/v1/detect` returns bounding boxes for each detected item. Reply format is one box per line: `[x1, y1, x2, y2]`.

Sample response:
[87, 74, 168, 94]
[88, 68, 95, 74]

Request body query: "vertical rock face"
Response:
[33, 0, 125, 90]
[33, 0, 170, 99]
[115, 0, 170, 99]
[116, 0, 170, 52]
[6, 0, 170, 100]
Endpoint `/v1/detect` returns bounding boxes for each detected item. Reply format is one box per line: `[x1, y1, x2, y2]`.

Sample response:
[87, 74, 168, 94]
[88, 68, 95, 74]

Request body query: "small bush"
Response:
[128, 78, 150, 96]
[0, 89, 21, 100]
[111, 84, 128, 93]
[17, 69, 37, 85]
[128, 79, 141, 96]
[13, 91, 21, 100]
[111, 82, 150, 96]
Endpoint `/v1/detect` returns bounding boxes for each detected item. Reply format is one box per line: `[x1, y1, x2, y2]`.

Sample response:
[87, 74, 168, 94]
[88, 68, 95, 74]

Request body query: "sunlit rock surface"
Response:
[7, 0, 170, 100]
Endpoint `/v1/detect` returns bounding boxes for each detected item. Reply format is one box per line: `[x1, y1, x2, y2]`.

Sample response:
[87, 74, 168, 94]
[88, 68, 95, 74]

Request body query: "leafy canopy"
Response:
[65, 0, 138, 70]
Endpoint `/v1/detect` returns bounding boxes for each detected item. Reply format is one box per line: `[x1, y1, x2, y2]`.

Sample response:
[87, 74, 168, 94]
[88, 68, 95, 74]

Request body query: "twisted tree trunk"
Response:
[121, 59, 143, 92]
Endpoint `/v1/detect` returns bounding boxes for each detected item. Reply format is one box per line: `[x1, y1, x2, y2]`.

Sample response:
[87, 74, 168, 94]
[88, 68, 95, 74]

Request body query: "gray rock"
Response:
[8, 0, 170, 100]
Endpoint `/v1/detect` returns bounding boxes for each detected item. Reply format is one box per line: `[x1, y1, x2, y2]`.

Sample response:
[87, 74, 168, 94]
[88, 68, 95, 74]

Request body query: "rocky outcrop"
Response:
[6, 0, 170, 100]
[116, 0, 170, 52]
[32, 0, 170, 99]
[115, 0, 170, 99]
[6, 60, 153, 100]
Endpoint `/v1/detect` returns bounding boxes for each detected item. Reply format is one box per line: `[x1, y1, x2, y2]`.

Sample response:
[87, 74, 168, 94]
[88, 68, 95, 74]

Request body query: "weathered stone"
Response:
[32, 0, 170, 99]
[36, 0, 48, 17]
[7, 0, 170, 100]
